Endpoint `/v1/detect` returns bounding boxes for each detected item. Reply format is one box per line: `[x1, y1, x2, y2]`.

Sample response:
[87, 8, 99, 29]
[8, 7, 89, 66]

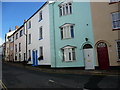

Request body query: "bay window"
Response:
[62, 46, 76, 62]
[60, 24, 74, 39]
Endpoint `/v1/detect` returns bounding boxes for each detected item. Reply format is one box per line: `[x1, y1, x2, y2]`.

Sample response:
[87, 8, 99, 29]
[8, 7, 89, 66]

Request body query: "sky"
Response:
[0, 2, 45, 45]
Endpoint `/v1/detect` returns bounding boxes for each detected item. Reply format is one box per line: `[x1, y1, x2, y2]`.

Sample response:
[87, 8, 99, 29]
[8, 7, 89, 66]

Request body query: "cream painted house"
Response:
[90, 1, 120, 69]
[5, 29, 15, 61]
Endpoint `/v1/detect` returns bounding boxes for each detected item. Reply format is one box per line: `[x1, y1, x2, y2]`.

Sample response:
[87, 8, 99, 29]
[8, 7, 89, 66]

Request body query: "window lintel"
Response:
[58, 1, 72, 6]
[61, 45, 76, 49]
[59, 23, 75, 28]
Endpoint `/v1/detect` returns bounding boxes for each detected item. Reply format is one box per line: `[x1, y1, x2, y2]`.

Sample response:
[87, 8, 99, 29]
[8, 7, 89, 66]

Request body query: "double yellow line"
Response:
[0, 80, 7, 90]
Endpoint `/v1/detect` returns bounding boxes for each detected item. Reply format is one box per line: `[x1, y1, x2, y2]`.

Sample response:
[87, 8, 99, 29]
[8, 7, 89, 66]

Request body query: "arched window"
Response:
[83, 44, 93, 49]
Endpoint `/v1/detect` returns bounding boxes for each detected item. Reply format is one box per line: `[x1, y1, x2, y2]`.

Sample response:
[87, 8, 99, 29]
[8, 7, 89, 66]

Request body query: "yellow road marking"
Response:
[0, 80, 7, 90]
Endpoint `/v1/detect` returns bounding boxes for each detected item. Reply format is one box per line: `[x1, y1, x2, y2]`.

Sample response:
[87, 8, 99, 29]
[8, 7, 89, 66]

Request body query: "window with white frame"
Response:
[16, 33, 18, 39]
[62, 46, 76, 62]
[39, 26, 43, 39]
[19, 43, 21, 52]
[28, 34, 31, 44]
[59, 2, 72, 16]
[28, 50, 31, 61]
[20, 30, 23, 37]
[116, 40, 120, 61]
[29, 50, 31, 58]
[15, 44, 17, 53]
[39, 47, 43, 60]
[60, 24, 74, 39]
[111, 11, 120, 29]
[28, 21, 31, 29]
[39, 11, 42, 21]
[19, 53, 21, 61]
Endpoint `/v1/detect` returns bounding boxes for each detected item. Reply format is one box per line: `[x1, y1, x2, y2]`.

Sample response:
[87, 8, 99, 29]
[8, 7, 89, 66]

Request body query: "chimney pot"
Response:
[9, 27, 12, 32]
[9, 30, 11, 32]
[15, 26, 19, 30]
[24, 20, 27, 23]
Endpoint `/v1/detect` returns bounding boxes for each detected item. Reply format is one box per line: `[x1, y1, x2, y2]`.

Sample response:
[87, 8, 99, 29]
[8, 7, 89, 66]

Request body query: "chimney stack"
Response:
[15, 26, 19, 30]
[24, 20, 27, 23]
[9, 27, 12, 32]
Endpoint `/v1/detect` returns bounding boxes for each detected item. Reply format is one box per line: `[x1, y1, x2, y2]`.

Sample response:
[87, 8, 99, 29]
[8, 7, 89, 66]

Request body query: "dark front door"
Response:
[97, 42, 109, 70]
[32, 50, 38, 66]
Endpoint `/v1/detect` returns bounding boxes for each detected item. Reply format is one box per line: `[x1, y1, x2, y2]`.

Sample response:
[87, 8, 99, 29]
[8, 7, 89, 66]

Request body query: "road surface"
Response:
[2, 63, 120, 89]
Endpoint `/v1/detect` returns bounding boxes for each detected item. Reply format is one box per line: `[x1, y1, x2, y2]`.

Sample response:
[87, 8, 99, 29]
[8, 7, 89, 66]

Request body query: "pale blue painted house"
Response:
[49, 1, 96, 69]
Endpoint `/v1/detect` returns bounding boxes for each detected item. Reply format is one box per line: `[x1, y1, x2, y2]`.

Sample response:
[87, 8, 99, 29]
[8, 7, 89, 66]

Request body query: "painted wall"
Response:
[0, 45, 3, 55]
[5, 30, 15, 61]
[13, 27, 26, 62]
[27, 3, 51, 65]
[90, 2, 120, 66]
[9, 35, 14, 61]
[49, 1, 95, 68]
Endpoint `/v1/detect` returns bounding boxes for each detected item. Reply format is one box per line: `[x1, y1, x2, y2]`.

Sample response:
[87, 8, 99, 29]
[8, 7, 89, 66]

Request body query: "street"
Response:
[2, 63, 120, 89]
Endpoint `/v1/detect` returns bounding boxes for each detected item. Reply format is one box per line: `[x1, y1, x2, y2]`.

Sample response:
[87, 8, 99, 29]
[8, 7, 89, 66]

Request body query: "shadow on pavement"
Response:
[84, 75, 106, 90]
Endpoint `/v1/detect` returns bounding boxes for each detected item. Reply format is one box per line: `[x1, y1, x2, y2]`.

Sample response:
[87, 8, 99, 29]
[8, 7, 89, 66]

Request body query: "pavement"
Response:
[2, 62, 120, 89]
[3, 62, 120, 76]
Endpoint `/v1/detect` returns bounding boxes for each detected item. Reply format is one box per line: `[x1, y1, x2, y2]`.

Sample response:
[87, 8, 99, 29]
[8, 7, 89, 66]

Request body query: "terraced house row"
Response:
[4, 0, 120, 70]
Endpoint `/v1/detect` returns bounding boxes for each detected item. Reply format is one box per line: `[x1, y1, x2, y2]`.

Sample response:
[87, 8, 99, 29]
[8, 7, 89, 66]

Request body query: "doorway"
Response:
[32, 50, 38, 66]
[83, 44, 95, 70]
[97, 42, 109, 69]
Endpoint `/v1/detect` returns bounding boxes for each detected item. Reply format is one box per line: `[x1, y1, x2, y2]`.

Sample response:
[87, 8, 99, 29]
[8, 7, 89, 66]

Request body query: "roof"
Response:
[12, 25, 24, 35]
[8, 1, 48, 37]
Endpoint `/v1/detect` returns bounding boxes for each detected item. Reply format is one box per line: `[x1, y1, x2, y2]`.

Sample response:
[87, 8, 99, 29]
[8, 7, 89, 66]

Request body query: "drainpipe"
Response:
[52, 2, 57, 68]
[24, 21, 28, 62]
[23, 20, 27, 65]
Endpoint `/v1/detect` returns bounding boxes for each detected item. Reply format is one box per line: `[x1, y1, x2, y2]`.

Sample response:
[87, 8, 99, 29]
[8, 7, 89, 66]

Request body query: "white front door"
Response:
[83, 49, 95, 70]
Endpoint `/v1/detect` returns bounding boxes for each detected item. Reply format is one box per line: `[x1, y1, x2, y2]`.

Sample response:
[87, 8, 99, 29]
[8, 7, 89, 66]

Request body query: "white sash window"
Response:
[60, 24, 74, 39]
[112, 11, 120, 29]
[62, 46, 76, 62]
[59, 2, 72, 16]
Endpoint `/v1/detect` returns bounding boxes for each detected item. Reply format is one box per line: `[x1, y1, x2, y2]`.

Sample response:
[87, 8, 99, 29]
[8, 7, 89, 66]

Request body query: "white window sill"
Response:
[62, 60, 76, 62]
[62, 37, 74, 40]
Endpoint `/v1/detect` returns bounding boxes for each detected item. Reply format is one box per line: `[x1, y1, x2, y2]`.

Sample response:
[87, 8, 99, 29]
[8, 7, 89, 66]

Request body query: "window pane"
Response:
[39, 27, 43, 39]
[66, 4, 68, 14]
[69, 3, 72, 14]
[60, 6, 62, 16]
[29, 50, 31, 58]
[29, 34, 31, 44]
[69, 52, 71, 60]
[39, 47, 43, 60]
[39, 11, 42, 20]
[70, 26, 74, 38]
[61, 28, 63, 39]
[117, 41, 120, 60]
[63, 5, 65, 15]
[72, 48, 76, 60]
[29, 21, 31, 28]
[66, 26, 70, 38]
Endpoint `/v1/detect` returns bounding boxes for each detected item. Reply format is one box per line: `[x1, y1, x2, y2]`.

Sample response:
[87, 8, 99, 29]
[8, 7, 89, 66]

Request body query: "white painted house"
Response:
[25, 2, 51, 66]
[13, 25, 26, 62]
